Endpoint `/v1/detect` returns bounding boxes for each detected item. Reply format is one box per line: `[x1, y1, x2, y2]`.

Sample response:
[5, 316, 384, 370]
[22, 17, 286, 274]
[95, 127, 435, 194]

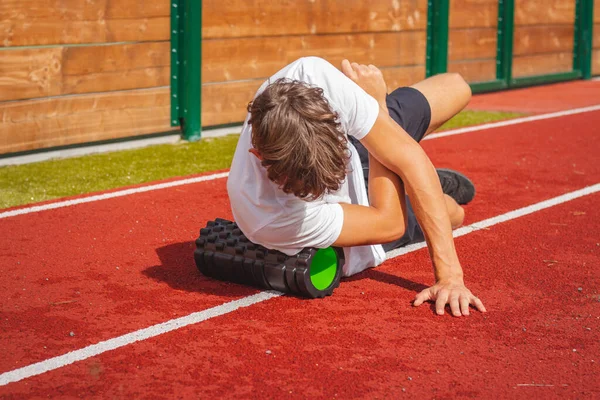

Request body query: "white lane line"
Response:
[2, 104, 599, 220]
[0, 172, 229, 220]
[1, 183, 599, 386]
[0, 291, 282, 386]
[424, 104, 600, 140]
[385, 182, 600, 259]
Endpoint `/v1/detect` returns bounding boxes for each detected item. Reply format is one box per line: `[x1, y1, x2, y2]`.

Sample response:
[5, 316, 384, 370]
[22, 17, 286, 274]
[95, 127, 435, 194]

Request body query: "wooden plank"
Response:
[202, 31, 426, 83]
[512, 52, 573, 78]
[1, 62, 426, 151]
[1, 18, 169, 47]
[513, 25, 574, 56]
[449, 0, 498, 29]
[0, 0, 170, 46]
[0, 47, 64, 101]
[2, 0, 427, 46]
[381, 65, 426, 90]
[448, 59, 496, 83]
[514, 0, 575, 25]
[593, 49, 600, 76]
[594, 24, 600, 49]
[201, 66, 425, 126]
[61, 42, 170, 94]
[595, 0, 600, 23]
[0, 88, 176, 153]
[203, 0, 427, 39]
[448, 28, 497, 61]
[202, 81, 262, 127]
[0, 42, 170, 102]
[0, 0, 170, 20]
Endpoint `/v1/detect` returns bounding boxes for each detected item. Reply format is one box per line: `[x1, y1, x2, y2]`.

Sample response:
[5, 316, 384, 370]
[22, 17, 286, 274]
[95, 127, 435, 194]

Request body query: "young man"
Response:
[227, 57, 486, 317]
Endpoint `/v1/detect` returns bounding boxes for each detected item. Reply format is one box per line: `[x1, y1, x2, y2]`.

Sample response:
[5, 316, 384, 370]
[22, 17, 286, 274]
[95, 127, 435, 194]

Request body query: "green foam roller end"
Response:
[310, 247, 339, 290]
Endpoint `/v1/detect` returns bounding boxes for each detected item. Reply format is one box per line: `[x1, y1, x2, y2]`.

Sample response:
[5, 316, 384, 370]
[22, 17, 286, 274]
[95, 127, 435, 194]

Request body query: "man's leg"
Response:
[409, 73, 472, 136]
[351, 73, 471, 251]
[445, 194, 465, 229]
[381, 74, 470, 250]
[348, 136, 410, 237]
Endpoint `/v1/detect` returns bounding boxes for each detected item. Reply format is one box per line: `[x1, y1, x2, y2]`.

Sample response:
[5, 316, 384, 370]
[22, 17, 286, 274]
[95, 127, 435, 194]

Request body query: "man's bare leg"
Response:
[367, 152, 409, 235]
[444, 194, 465, 229]
[410, 73, 472, 136]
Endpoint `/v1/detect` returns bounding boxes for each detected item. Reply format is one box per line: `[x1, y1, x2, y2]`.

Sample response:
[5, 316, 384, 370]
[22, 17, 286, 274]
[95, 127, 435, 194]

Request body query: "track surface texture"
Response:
[468, 81, 600, 114]
[1, 87, 600, 398]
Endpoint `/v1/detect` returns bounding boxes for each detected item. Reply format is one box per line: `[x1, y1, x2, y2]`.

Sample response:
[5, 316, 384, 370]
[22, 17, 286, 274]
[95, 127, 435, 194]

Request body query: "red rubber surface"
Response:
[468, 81, 600, 113]
[1, 109, 599, 398]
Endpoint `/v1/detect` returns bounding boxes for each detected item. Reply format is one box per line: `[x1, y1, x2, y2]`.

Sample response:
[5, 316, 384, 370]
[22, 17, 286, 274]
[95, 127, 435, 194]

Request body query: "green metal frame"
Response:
[426, 0, 595, 93]
[470, 0, 514, 93]
[170, 0, 181, 127]
[574, 0, 595, 79]
[170, 0, 202, 141]
[426, 0, 449, 77]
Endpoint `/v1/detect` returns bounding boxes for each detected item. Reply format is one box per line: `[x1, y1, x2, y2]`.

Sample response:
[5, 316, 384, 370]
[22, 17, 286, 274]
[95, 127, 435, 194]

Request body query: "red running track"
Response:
[468, 80, 600, 114]
[1, 110, 599, 398]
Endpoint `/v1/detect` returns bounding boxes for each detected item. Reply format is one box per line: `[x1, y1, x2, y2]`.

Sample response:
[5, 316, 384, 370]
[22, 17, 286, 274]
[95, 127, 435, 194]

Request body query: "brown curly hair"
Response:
[247, 78, 350, 200]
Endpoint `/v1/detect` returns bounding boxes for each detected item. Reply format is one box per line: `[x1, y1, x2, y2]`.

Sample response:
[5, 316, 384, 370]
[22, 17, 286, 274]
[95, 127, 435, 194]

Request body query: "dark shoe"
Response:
[436, 168, 475, 205]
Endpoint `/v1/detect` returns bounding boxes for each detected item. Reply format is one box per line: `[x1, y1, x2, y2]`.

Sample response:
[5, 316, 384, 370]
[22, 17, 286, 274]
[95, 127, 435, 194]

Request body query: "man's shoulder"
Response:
[284, 57, 340, 81]
[296, 56, 332, 68]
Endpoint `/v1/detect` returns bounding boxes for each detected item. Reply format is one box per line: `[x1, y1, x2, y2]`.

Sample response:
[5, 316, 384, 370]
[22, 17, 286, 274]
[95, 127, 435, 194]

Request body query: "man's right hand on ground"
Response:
[413, 278, 487, 317]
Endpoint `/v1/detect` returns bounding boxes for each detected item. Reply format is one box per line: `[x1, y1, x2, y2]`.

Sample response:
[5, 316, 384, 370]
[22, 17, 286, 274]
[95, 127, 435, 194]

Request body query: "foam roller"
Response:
[194, 218, 344, 298]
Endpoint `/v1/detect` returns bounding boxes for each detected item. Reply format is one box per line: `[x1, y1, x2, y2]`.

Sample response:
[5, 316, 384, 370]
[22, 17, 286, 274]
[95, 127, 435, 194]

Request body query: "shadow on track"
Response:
[142, 241, 258, 298]
[344, 269, 428, 294]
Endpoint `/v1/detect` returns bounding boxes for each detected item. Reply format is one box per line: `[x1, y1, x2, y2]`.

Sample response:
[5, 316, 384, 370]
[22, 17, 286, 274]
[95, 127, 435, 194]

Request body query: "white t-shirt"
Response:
[227, 57, 386, 277]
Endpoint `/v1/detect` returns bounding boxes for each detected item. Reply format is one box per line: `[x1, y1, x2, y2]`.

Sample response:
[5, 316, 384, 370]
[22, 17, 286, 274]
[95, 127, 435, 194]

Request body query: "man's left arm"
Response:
[341, 60, 486, 317]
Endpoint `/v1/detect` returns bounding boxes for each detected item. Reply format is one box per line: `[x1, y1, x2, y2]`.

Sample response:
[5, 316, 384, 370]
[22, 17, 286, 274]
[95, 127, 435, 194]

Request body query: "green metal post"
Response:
[497, 0, 514, 85]
[182, 0, 202, 140]
[468, 0, 513, 93]
[574, 0, 594, 79]
[170, 0, 181, 127]
[171, 0, 202, 141]
[426, 0, 449, 77]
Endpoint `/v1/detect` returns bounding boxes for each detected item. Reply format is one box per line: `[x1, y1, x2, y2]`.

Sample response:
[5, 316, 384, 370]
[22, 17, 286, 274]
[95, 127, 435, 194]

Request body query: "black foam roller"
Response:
[194, 218, 344, 298]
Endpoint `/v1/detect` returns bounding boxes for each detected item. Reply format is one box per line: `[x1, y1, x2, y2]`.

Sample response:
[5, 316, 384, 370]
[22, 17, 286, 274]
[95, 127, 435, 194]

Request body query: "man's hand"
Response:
[341, 59, 387, 106]
[413, 278, 487, 316]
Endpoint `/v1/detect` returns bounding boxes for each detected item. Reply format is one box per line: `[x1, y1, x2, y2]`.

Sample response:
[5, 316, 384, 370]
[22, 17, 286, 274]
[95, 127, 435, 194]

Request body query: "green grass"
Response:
[440, 109, 522, 130]
[0, 110, 523, 210]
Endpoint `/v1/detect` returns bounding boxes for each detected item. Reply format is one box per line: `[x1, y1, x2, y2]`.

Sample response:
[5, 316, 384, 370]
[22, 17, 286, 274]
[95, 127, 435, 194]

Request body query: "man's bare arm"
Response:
[338, 60, 486, 316]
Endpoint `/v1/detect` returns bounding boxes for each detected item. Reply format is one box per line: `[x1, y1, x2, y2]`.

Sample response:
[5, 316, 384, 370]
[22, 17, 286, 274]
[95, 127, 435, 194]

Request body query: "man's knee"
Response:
[445, 72, 472, 104]
[385, 214, 407, 242]
[451, 205, 465, 229]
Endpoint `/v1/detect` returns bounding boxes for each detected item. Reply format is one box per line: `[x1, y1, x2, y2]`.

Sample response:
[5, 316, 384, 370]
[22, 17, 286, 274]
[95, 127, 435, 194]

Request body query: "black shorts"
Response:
[348, 86, 432, 251]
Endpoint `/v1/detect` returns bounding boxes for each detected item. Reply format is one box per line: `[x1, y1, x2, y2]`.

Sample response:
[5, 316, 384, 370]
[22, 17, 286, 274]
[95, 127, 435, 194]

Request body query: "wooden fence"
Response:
[0, 0, 598, 155]
[201, 0, 427, 127]
[0, 1, 176, 154]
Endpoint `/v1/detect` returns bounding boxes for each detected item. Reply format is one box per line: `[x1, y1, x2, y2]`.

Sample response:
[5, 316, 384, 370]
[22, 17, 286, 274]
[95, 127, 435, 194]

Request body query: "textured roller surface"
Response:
[194, 218, 344, 298]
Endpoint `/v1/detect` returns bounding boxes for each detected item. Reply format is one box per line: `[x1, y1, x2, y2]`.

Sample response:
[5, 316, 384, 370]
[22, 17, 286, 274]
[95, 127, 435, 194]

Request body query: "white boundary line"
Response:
[0, 291, 282, 386]
[0, 172, 229, 220]
[385, 183, 600, 259]
[1, 183, 599, 386]
[1, 104, 600, 221]
[423, 104, 600, 140]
